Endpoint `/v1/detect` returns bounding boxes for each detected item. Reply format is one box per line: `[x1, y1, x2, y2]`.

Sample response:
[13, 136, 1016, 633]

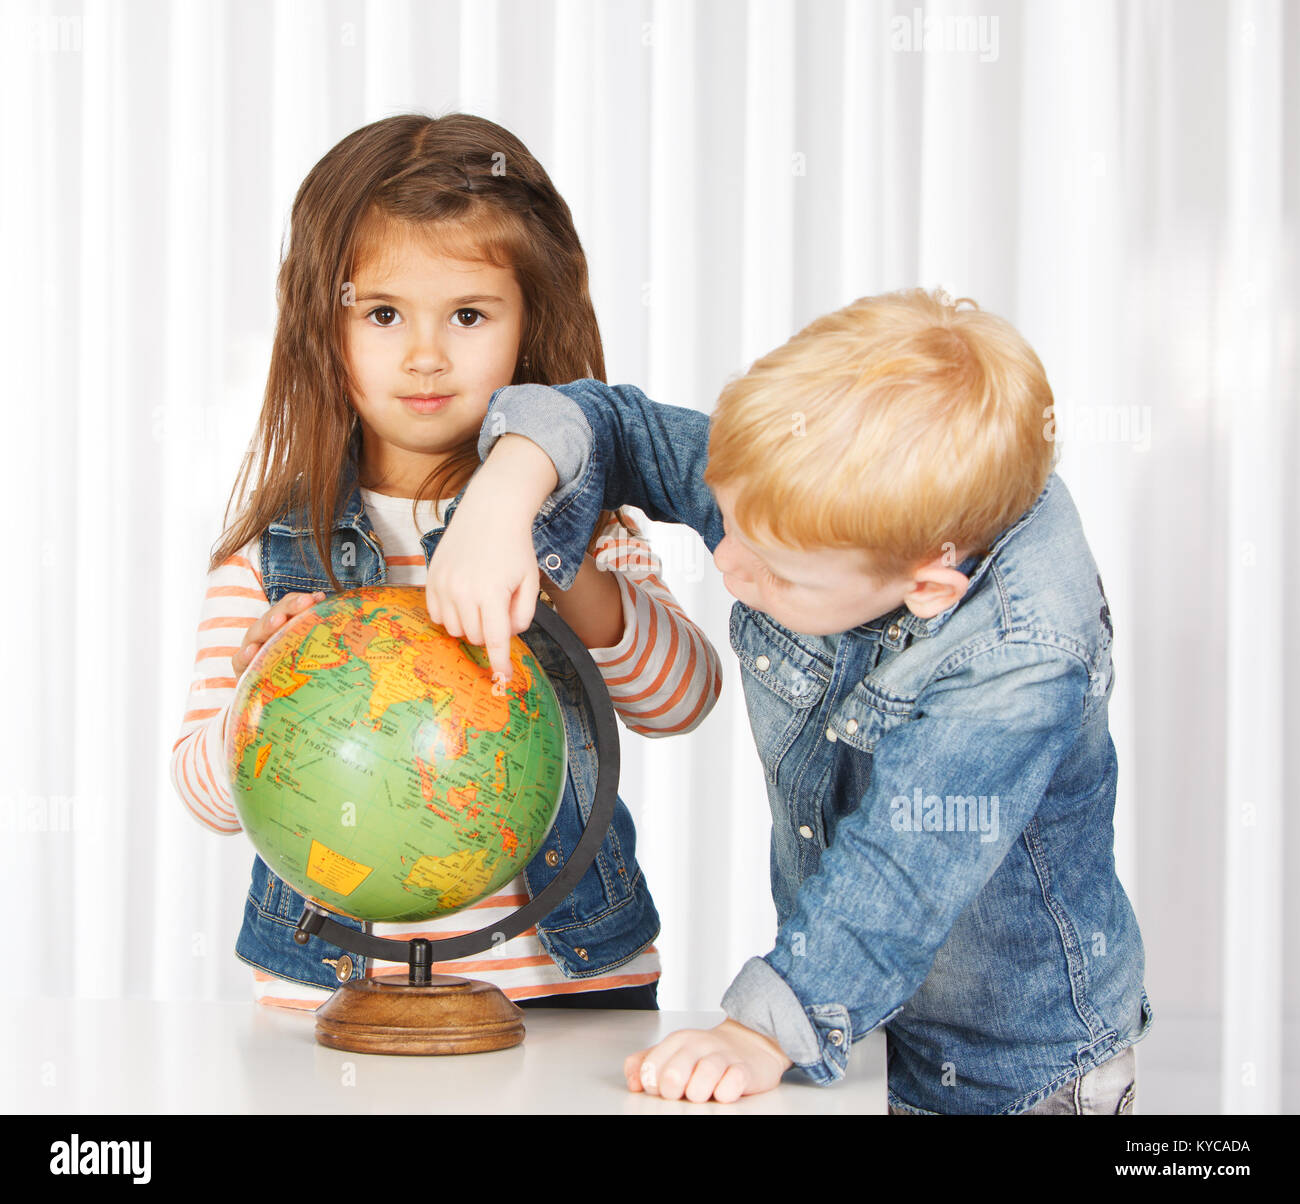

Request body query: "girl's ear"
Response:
[901, 562, 971, 619]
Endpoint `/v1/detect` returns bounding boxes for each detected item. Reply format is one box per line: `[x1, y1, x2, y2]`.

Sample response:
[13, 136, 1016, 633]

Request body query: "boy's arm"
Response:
[630, 644, 1090, 1099]
[476, 379, 725, 589]
[430, 380, 721, 679]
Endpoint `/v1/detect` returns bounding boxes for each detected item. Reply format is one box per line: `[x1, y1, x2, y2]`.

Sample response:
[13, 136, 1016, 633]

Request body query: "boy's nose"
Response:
[713, 536, 751, 581]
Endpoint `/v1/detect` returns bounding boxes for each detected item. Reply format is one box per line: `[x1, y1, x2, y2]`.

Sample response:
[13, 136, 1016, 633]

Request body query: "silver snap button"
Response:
[755, 655, 770, 671]
[844, 718, 859, 735]
[828, 1029, 844, 1046]
[545, 849, 560, 867]
[798, 825, 814, 839]
[543, 553, 562, 571]
[886, 623, 901, 641]
[334, 955, 353, 982]
[825, 727, 837, 742]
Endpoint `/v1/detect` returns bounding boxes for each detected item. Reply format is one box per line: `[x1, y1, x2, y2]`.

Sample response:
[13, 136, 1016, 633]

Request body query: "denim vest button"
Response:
[332, 955, 353, 982]
[825, 727, 837, 742]
[755, 655, 771, 671]
[798, 825, 814, 839]
[828, 1029, 844, 1046]
[886, 623, 901, 641]
[543, 553, 562, 571]
[574, 946, 589, 961]
[545, 850, 560, 867]
[844, 719, 859, 736]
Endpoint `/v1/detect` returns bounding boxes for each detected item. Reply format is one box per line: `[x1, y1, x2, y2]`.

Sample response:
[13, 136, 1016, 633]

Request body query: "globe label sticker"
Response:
[306, 839, 373, 896]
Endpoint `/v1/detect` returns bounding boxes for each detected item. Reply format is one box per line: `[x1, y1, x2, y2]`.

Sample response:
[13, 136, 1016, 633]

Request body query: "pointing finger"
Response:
[482, 602, 513, 687]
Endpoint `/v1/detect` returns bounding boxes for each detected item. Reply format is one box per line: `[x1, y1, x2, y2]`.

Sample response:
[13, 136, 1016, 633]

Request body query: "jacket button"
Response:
[334, 955, 353, 982]
[755, 655, 771, 671]
[844, 718, 859, 735]
[543, 553, 562, 571]
[798, 825, 814, 839]
[828, 1029, 844, 1046]
[545, 849, 561, 867]
[825, 727, 837, 742]
[574, 946, 589, 961]
[886, 623, 901, 641]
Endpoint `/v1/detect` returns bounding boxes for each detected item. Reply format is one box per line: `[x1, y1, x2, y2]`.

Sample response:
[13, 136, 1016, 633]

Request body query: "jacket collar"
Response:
[265, 423, 370, 536]
[858, 473, 1056, 646]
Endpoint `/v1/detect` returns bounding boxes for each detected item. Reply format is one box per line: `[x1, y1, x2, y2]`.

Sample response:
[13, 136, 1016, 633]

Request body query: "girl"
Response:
[170, 113, 722, 1011]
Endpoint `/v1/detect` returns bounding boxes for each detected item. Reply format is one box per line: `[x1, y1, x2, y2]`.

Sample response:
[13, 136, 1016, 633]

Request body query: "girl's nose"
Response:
[405, 328, 451, 376]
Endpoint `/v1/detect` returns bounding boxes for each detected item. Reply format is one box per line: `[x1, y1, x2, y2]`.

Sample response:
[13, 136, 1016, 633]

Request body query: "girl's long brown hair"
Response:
[210, 112, 635, 591]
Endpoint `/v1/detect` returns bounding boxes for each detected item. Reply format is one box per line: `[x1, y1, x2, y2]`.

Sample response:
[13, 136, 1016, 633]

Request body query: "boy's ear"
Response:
[900, 559, 971, 620]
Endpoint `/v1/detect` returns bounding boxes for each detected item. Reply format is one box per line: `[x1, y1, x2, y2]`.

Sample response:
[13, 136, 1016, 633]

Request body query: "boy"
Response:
[424, 289, 1151, 1114]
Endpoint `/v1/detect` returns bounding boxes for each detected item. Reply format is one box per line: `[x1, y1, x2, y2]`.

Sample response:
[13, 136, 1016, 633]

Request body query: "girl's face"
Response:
[345, 226, 525, 495]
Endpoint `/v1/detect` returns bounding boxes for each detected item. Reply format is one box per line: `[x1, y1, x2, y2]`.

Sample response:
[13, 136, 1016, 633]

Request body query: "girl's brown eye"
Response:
[368, 306, 398, 326]
[453, 308, 484, 327]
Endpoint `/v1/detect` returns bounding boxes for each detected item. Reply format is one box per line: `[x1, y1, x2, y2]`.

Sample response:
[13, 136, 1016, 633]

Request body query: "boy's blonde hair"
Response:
[702, 288, 1056, 581]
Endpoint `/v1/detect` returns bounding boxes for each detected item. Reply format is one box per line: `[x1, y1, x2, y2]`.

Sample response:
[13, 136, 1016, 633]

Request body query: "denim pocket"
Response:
[729, 605, 832, 783]
[831, 679, 916, 753]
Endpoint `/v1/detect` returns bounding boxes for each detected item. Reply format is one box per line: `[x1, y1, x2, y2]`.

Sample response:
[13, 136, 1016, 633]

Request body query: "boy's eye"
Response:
[366, 306, 400, 327]
[452, 308, 485, 328]
[761, 565, 792, 589]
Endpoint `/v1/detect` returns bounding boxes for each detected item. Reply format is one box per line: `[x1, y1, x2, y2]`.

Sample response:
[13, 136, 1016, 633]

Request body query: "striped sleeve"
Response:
[169, 545, 270, 835]
[586, 516, 723, 737]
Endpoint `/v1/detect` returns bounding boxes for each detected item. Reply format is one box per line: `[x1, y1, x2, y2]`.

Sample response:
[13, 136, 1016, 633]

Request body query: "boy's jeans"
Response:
[889, 1048, 1137, 1115]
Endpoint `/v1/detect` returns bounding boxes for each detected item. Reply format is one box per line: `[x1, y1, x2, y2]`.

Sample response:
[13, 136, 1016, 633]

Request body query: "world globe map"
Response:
[225, 586, 567, 924]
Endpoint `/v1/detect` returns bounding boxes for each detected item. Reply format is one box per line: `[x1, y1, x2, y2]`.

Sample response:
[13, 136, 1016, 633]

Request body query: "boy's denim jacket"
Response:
[234, 426, 660, 990]
[476, 379, 1152, 1115]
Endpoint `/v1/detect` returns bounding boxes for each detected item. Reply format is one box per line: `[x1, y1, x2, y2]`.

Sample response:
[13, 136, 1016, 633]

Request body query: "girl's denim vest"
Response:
[233, 447, 660, 992]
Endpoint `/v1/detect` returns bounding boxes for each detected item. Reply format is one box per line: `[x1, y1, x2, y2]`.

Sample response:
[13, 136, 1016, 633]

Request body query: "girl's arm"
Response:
[539, 550, 625, 650]
[170, 548, 270, 834]
[566, 514, 723, 737]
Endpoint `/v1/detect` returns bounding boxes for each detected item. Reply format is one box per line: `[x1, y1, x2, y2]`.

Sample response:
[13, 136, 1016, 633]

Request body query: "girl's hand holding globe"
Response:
[232, 590, 327, 682]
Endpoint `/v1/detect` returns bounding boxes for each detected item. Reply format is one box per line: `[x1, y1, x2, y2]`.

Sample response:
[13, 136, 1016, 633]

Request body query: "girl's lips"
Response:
[401, 395, 452, 413]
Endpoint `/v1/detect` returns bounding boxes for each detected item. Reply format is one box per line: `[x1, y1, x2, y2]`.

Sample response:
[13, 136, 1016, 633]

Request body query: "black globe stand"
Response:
[297, 600, 621, 1055]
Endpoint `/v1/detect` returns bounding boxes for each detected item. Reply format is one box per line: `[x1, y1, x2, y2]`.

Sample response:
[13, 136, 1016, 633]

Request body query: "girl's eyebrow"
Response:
[354, 291, 505, 305]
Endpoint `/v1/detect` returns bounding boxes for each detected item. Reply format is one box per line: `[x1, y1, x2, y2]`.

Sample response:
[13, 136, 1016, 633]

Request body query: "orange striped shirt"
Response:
[171, 490, 721, 1008]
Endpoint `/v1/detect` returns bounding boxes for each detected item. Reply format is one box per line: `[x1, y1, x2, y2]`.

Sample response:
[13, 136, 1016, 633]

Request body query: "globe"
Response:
[225, 585, 567, 924]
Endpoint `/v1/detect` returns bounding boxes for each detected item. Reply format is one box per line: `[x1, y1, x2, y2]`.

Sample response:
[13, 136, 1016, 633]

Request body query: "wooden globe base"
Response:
[314, 972, 525, 1055]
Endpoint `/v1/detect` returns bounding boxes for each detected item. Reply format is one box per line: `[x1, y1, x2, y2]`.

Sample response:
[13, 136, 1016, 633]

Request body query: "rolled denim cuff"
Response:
[479, 384, 592, 497]
[720, 956, 853, 1086]
[479, 384, 602, 591]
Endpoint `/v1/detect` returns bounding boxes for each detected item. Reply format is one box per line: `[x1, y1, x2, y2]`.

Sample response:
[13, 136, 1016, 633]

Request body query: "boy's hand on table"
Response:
[624, 1019, 793, 1103]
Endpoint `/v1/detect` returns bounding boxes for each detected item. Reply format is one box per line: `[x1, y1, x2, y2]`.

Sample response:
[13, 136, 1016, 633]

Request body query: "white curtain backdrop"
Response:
[0, 0, 1294, 1114]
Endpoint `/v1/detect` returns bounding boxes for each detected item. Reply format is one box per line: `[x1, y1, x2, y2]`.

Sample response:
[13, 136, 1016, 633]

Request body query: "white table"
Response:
[3, 999, 887, 1114]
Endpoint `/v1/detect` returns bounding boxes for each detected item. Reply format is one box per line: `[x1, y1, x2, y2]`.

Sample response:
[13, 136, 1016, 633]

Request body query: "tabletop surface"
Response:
[4, 998, 887, 1114]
